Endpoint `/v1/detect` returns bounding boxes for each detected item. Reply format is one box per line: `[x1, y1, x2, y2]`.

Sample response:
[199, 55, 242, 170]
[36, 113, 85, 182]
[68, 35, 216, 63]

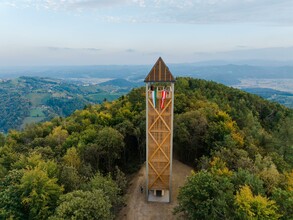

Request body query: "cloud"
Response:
[46, 47, 101, 52]
[64, 0, 129, 10]
[136, 0, 293, 24]
[236, 45, 249, 49]
[149, 0, 293, 25]
[85, 48, 102, 52]
[125, 49, 135, 53]
[3, 0, 293, 25]
[101, 15, 122, 23]
[132, 0, 146, 7]
[192, 46, 293, 61]
[3, 0, 128, 11]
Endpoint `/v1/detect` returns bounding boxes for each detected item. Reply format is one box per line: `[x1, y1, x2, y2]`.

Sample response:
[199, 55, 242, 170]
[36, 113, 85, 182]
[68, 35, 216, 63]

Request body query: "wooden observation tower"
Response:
[145, 57, 175, 202]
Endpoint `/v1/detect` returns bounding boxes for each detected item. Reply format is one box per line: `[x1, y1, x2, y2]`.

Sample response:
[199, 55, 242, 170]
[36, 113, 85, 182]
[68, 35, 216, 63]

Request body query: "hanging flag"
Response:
[152, 90, 157, 108]
[160, 90, 167, 109]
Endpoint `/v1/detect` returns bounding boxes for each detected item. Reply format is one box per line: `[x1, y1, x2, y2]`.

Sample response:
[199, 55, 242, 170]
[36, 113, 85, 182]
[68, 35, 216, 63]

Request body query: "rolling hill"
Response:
[0, 76, 129, 133]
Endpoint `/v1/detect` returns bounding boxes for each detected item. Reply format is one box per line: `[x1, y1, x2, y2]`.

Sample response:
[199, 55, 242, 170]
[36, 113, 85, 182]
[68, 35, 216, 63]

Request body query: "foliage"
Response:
[0, 89, 31, 132]
[59, 166, 83, 193]
[174, 170, 235, 219]
[78, 126, 125, 172]
[174, 110, 208, 163]
[235, 185, 281, 219]
[272, 188, 293, 220]
[173, 77, 292, 218]
[63, 147, 81, 169]
[0, 170, 25, 220]
[232, 168, 265, 195]
[20, 167, 64, 219]
[86, 172, 121, 207]
[49, 190, 113, 220]
[0, 132, 5, 147]
[113, 166, 128, 194]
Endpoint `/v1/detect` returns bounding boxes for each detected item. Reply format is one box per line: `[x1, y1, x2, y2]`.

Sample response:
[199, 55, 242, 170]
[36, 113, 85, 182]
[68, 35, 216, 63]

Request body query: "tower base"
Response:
[147, 189, 170, 203]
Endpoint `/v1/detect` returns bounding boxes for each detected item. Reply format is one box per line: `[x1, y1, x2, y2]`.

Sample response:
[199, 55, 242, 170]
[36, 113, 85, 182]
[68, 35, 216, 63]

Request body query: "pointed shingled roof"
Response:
[144, 57, 175, 82]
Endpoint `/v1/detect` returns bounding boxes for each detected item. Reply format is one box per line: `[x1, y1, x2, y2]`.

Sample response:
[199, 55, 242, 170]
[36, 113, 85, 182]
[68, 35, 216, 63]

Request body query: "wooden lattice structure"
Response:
[145, 57, 175, 202]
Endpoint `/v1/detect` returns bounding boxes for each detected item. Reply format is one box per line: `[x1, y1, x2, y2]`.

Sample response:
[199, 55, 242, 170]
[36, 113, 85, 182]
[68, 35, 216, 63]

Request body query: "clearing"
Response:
[117, 159, 192, 220]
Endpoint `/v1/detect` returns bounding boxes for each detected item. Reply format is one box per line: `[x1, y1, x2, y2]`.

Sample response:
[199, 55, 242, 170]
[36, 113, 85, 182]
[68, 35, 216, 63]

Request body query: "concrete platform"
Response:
[148, 190, 170, 203]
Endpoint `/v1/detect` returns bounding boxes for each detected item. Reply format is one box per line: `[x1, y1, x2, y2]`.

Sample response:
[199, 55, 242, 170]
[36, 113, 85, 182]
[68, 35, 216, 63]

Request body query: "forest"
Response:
[0, 77, 292, 219]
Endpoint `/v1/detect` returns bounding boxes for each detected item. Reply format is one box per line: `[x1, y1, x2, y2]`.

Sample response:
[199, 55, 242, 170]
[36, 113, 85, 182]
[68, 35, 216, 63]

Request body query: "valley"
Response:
[0, 77, 135, 133]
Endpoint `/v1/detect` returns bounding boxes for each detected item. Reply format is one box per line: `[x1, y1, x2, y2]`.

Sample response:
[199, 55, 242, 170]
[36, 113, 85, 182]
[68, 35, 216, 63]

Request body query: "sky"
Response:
[1, 0, 293, 65]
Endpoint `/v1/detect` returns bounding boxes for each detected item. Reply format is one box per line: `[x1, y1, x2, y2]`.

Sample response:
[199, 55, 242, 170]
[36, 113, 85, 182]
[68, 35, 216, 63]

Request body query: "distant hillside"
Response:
[99, 78, 142, 87]
[0, 76, 128, 133]
[242, 88, 293, 108]
[242, 88, 293, 98]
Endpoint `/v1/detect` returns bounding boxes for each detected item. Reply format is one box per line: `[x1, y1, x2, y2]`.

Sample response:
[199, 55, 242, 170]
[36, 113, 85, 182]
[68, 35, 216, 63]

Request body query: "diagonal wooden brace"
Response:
[148, 99, 171, 132]
[148, 131, 170, 162]
[148, 161, 166, 187]
[149, 161, 170, 188]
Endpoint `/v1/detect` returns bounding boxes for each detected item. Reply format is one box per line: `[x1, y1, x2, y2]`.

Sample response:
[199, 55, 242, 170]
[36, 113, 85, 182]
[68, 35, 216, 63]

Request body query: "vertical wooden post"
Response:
[169, 82, 174, 202]
[145, 83, 149, 201]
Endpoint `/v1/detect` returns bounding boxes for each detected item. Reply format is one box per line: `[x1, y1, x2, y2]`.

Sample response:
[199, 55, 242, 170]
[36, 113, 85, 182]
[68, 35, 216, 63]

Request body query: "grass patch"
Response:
[87, 93, 122, 102]
[30, 108, 46, 117]
[52, 92, 67, 98]
[27, 93, 50, 106]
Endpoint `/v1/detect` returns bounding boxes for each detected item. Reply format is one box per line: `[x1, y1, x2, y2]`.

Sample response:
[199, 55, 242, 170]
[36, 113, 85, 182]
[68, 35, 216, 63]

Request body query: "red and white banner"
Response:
[160, 90, 167, 109]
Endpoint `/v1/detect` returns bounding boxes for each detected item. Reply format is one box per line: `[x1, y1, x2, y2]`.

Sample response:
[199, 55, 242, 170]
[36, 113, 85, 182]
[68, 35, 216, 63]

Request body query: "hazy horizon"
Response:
[0, 56, 293, 68]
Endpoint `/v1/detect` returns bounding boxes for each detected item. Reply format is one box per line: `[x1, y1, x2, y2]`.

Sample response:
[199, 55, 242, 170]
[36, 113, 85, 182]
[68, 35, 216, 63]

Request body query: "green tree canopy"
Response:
[235, 185, 281, 220]
[20, 167, 63, 219]
[50, 190, 112, 220]
[174, 170, 235, 219]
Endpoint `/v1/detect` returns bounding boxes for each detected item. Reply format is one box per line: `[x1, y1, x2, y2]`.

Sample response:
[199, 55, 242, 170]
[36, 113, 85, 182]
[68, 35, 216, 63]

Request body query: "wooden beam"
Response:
[149, 162, 170, 188]
[148, 99, 172, 131]
[148, 162, 166, 187]
[149, 131, 170, 161]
